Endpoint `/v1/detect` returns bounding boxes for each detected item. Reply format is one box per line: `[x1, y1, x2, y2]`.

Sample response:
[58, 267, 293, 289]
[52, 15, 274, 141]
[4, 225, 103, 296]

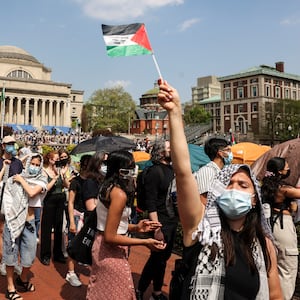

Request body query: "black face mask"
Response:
[60, 158, 69, 167]
[281, 169, 290, 179]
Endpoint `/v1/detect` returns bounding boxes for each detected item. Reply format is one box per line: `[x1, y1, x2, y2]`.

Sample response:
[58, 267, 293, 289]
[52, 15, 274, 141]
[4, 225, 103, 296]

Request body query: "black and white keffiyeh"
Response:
[3, 153, 48, 248]
[190, 164, 273, 300]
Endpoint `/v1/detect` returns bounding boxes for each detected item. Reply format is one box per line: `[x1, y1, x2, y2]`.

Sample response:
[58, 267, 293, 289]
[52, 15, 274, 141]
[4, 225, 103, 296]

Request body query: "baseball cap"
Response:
[2, 135, 16, 144]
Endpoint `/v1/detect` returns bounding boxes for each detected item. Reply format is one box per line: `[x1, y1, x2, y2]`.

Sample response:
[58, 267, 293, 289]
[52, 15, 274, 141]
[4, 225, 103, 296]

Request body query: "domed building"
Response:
[131, 83, 169, 137]
[0, 45, 83, 133]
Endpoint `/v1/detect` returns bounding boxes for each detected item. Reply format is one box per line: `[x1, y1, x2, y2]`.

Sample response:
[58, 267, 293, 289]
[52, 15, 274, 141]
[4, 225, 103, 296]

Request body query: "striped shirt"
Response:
[194, 161, 221, 195]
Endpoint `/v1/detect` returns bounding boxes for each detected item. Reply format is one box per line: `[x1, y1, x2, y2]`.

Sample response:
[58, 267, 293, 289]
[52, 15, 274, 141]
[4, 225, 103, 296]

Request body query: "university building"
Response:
[131, 83, 169, 137]
[0, 45, 83, 133]
[218, 61, 300, 143]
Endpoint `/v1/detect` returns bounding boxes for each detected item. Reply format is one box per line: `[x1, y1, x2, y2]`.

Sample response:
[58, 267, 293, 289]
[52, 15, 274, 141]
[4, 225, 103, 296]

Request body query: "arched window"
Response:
[7, 69, 32, 79]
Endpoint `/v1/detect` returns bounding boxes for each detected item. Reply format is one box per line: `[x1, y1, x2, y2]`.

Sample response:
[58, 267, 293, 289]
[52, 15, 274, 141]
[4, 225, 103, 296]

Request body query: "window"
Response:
[224, 89, 231, 100]
[238, 87, 243, 98]
[252, 103, 258, 112]
[224, 105, 230, 114]
[238, 104, 243, 112]
[7, 69, 32, 79]
[266, 85, 270, 97]
[275, 86, 280, 98]
[293, 91, 297, 99]
[285, 89, 289, 99]
[252, 86, 257, 97]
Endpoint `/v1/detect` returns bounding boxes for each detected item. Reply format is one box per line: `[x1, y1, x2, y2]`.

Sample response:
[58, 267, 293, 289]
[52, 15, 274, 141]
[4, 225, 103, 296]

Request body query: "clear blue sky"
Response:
[1, 0, 300, 103]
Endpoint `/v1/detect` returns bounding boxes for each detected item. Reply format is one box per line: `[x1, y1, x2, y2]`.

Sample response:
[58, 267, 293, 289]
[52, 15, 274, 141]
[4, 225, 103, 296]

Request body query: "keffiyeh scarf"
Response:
[3, 153, 48, 248]
[190, 164, 273, 300]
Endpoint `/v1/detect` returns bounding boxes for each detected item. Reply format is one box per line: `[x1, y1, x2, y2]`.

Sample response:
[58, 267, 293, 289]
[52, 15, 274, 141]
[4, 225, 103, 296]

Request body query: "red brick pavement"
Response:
[0, 245, 180, 300]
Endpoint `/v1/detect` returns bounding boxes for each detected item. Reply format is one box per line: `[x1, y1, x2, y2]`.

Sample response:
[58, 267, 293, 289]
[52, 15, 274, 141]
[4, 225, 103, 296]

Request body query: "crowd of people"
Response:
[0, 83, 299, 299]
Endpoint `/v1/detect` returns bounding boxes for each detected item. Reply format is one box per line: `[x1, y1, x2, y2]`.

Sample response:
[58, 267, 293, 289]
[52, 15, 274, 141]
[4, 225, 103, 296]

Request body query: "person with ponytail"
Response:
[261, 157, 299, 300]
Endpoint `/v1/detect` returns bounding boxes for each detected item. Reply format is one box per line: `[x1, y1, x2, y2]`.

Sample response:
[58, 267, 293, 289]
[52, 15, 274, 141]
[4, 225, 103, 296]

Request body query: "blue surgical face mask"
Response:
[216, 189, 253, 220]
[28, 165, 40, 176]
[5, 145, 15, 154]
[223, 152, 233, 165]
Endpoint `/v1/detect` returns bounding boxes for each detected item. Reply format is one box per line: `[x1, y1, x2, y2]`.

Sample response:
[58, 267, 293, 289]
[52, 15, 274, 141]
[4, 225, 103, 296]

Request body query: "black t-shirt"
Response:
[69, 176, 87, 212]
[0, 157, 23, 177]
[143, 162, 175, 224]
[82, 178, 100, 207]
[224, 231, 260, 299]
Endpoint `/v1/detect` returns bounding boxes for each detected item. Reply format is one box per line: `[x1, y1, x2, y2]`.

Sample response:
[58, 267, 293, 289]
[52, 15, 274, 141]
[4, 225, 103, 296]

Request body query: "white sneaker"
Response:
[14, 265, 22, 276]
[66, 272, 82, 287]
[0, 263, 6, 276]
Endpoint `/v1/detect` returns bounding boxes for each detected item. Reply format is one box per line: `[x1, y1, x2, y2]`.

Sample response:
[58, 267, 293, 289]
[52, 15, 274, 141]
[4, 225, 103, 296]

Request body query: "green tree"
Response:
[265, 99, 300, 144]
[184, 104, 211, 125]
[84, 86, 136, 133]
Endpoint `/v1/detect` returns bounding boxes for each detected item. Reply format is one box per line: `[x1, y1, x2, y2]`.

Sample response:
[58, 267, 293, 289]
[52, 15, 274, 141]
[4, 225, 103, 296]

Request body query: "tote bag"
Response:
[67, 208, 97, 265]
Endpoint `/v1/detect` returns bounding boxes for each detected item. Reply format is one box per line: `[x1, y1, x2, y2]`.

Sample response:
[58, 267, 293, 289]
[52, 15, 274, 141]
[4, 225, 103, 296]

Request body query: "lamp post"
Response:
[77, 118, 81, 144]
[288, 125, 292, 139]
[229, 128, 233, 145]
[163, 124, 167, 139]
[155, 123, 159, 141]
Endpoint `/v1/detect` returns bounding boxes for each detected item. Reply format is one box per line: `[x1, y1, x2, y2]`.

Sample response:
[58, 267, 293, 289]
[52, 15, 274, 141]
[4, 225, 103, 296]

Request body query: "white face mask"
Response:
[99, 164, 107, 176]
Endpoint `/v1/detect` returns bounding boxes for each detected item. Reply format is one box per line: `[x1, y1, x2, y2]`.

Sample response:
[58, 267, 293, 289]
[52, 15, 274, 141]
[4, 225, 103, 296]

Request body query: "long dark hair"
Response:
[261, 157, 286, 205]
[220, 196, 270, 274]
[99, 150, 135, 207]
[85, 151, 106, 183]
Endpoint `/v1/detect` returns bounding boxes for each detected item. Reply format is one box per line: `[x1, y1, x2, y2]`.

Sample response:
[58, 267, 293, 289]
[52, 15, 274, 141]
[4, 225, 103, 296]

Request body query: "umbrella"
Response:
[70, 136, 136, 155]
[251, 138, 300, 186]
[231, 142, 271, 165]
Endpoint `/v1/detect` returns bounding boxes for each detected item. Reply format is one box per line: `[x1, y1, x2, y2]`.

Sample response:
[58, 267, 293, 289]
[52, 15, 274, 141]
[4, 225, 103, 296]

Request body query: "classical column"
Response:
[9, 97, 13, 124]
[25, 98, 29, 124]
[41, 100, 45, 127]
[49, 100, 53, 125]
[33, 98, 38, 127]
[55, 100, 60, 126]
[17, 97, 21, 125]
[64, 99, 71, 127]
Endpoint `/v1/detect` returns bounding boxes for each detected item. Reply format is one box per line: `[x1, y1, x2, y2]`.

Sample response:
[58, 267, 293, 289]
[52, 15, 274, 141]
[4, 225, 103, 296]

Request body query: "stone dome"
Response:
[0, 45, 40, 64]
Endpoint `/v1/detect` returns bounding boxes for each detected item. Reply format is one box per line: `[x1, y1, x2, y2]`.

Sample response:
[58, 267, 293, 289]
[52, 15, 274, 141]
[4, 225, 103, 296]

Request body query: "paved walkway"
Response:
[0, 244, 299, 300]
[0, 245, 180, 300]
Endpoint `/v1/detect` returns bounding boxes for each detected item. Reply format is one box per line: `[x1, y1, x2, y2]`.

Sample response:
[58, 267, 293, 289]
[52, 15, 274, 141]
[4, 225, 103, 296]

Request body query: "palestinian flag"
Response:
[102, 23, 153, 57]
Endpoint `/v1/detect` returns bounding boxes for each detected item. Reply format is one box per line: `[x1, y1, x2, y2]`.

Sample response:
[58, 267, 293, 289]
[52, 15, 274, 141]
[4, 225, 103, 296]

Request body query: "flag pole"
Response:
[151, 53, 163, 80]
[1, 82, 5, 141]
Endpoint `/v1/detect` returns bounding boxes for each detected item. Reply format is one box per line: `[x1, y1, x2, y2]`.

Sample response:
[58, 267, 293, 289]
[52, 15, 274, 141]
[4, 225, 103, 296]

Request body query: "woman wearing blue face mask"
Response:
[2, 153, 48, 300]
[157, 80, 282, 300]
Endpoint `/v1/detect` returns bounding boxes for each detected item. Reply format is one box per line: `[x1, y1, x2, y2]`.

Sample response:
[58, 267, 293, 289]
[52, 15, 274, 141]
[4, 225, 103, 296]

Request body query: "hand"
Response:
[13, 174, 23, 183]
[136, 219, 162, 232]
[145, 238, 167, 251]
[1, 159, 11, 171]
[69, 222, 76, 233]
[157, 79, 181, 112]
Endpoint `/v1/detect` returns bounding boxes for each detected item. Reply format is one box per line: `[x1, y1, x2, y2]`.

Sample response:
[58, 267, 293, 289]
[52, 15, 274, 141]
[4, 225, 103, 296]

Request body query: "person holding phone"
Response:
[40, 150, 69, 266]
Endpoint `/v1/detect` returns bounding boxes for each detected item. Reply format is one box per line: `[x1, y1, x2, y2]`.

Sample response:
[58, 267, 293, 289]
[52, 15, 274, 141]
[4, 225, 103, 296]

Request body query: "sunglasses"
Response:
[119, 165, 139, 178]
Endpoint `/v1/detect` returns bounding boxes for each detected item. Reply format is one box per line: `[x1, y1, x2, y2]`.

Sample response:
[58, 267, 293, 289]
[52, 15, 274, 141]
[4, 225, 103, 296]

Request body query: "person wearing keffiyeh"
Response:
[157, 80, 283, 300]
[2, 153, 48, 300]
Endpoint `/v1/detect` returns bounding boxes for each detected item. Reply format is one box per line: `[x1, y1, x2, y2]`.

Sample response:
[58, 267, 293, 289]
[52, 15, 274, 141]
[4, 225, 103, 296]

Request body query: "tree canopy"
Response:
[184, 104, 211, 125]
[83, 86, 136, 133]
